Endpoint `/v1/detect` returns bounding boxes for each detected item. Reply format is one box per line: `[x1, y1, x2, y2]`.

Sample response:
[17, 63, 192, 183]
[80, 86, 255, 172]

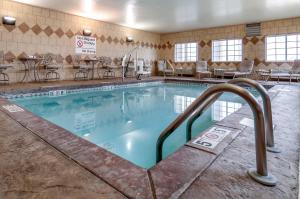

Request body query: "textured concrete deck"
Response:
[0, 78, 299, 199]
[0, 107, 126, 198]
[181, 85, 300, 199]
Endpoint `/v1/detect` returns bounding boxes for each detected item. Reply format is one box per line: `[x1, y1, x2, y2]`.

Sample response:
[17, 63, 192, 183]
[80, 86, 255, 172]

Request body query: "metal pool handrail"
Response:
[186, 78, 280, 153]
[156, 83, 277, 186]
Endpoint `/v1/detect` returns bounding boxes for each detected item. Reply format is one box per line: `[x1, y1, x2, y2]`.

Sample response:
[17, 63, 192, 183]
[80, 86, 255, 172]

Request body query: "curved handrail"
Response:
[186, 93, 219, 141]
[156, 83, 277, 186]
[186, 78, 280, 153]
[156, 83, 260, 163]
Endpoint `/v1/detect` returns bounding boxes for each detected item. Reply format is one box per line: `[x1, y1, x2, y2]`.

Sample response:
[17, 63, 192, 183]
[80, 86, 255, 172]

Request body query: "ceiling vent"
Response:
[246, 23, 261, 37]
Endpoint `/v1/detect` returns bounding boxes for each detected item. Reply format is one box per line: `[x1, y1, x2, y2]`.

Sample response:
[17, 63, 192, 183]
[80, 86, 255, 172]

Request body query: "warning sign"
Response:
[75, 35, 96, 55]
[192, 127, 231, 149]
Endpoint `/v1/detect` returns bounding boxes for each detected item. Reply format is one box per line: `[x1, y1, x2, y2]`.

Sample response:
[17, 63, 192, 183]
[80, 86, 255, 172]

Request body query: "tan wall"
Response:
[0, 0, 160, 82]
[160, 17, 300, 72]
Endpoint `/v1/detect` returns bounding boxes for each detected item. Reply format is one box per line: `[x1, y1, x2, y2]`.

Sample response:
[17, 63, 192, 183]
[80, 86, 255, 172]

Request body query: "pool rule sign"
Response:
[75, 35, 96, 55]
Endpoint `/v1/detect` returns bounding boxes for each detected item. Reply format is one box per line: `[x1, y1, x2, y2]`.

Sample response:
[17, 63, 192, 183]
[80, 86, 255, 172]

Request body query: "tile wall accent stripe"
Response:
[158, 35, 296, 69]
[2, 22, 161, 49]
[160, 36, 265, 49]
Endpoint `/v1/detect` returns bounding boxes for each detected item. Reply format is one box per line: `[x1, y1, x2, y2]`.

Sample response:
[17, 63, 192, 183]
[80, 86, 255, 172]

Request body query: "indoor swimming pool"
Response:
[11, 82, 257, 168]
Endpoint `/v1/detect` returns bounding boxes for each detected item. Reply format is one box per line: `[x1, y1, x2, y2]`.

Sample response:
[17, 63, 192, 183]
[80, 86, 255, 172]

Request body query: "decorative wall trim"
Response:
[160, 36, 265, 50]
[158, 35, 296, 69]
[1, 22, 161, 49]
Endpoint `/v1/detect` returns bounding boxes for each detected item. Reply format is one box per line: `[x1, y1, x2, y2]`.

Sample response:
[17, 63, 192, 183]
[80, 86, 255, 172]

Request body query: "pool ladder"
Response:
[156, 78, 279, 186]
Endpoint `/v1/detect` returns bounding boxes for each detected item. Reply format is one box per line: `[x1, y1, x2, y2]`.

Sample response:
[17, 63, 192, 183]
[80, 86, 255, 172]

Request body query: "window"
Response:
[266, 34, 300, 61]
[212, 39, 242, 62]
[174, 42, 198, 62]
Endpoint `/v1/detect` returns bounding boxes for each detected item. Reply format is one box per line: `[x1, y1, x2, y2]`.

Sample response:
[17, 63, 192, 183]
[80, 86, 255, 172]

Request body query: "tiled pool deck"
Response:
[0, 77, 299, 198]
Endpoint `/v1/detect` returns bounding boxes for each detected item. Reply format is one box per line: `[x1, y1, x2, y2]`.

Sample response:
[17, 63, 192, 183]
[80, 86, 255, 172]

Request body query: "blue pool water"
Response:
[11, 83, 256, 168]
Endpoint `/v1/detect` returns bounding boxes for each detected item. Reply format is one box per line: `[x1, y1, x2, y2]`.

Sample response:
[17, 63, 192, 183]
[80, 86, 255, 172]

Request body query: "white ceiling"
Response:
[13, 0, 300, 33]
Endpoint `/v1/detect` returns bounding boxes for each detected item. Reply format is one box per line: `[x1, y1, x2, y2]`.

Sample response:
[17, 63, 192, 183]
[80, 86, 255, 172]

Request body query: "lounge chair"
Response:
[72, 55, 92, 80]
[213, 68, 226, 79]
[196, 61, 211, 79]
[158, 59, 175, 76]
[0, 51, 13, 83]
[289, 60, 300, 82]
[269, 59, 300, 83]
[175, 65, 194, 76]
[223, 60, 254, 78]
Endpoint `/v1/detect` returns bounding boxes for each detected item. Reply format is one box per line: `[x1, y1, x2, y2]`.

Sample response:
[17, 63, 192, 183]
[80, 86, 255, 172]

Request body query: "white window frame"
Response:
[265, 34, 300, 62]
[174, 42, 198, 63]
[212, 39, 243, 62]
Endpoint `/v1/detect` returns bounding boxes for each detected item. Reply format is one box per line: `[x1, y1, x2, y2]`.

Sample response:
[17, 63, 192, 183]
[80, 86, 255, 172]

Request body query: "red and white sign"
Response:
[75, 35, 96, 55]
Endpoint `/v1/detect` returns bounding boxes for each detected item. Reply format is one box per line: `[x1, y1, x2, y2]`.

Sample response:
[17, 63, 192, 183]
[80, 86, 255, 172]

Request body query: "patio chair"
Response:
[40, 53, 62, 81]
[196, 61, 212, 79]
[136, 58, 151, 80]
[144, 60, 152, 74]
[102, 57, 116, 78]
[97, 56, 105, 79]
[73, 55, 92, 80]
[158, 59, 175, 76]
[113, 57, 123, 69]
[0, 51, 13, 83]
[122, 56, 136, 78]
[53, 54, 64, 79]
[223, 60, 254, 78]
